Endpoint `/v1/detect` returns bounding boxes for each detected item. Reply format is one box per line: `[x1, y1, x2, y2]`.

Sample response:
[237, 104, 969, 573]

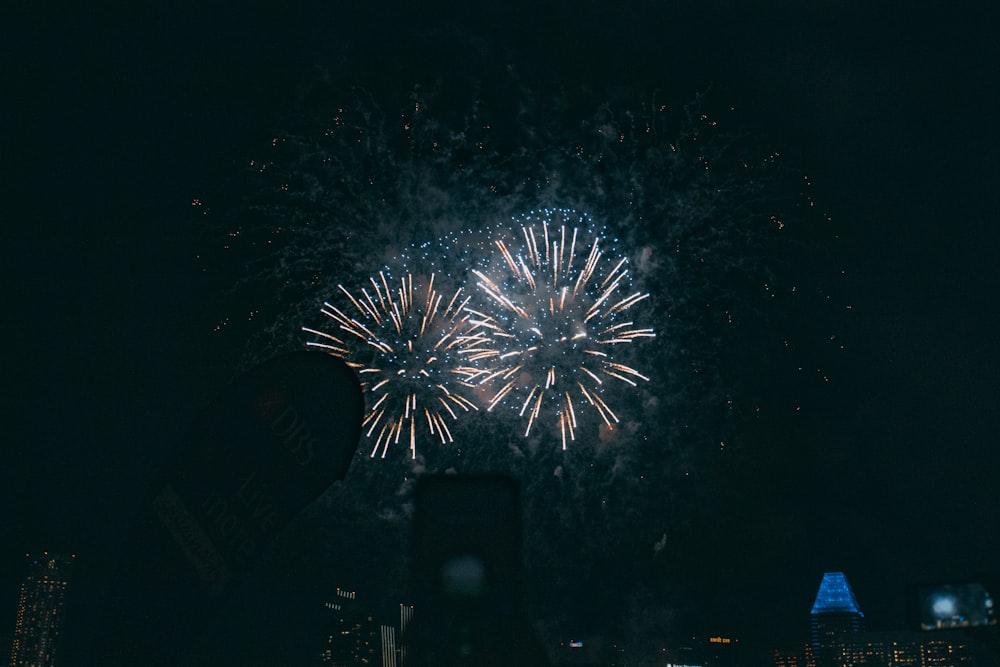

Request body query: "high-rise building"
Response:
[321, 588, 375, 665]
[810, 572, 865, 667]
[320, 588, 411, 666]
[398, 603, 413, 667]
[8, 553, 75, 667]
[380, 625, 397, 667]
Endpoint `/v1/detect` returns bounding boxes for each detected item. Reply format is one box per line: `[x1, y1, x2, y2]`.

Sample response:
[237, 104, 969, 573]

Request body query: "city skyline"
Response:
[0, 544, 994, 664]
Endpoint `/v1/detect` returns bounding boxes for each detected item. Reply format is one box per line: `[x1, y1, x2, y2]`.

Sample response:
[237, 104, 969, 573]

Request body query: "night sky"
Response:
[3, 1, 999, 664]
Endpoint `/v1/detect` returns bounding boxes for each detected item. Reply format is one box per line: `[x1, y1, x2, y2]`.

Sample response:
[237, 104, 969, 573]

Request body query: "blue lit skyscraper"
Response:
[810, 572, 865, 667]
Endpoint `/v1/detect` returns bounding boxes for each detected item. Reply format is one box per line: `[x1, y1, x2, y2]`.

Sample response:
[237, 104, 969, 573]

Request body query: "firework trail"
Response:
[303, 269, 493, 459]
[462, 208, 655, 449]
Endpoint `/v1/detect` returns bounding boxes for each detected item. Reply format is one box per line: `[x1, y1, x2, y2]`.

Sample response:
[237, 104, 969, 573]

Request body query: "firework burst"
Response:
[199, 81, 847, 651]
[303, 270, 492, 459]
[204, 80, 844, 473]
[464, 208, 656, 449]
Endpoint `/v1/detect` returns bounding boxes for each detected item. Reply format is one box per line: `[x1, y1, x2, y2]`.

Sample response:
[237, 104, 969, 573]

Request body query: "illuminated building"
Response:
[773, 646, 804, 667]
[321, 588, 410, 666]
[771, 642, 816, 667]
[774, 630, 980, 667]
[839, 631, 977, 667]
[810, 572, 865, 667]
[321, 588, 374, 665]
[380, 625, 397, 667]
[771, 574, 984, 667]
[8, 553, 75, 667]
[398, 604, 413, 666]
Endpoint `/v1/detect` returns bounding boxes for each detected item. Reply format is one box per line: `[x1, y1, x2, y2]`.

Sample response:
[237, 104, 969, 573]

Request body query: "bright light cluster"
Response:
[465, 208, 655, 450]
[304, 208, 656, 458]
[303, 271, 489, 459]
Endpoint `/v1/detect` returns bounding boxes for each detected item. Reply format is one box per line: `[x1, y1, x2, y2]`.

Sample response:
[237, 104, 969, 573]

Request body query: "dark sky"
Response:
[3, 0, 999, 663]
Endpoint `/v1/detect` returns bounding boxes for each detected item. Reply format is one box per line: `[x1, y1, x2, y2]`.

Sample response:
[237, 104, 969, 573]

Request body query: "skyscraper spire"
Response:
[809, 572, 864, 667]
[810, 572, 864, 617]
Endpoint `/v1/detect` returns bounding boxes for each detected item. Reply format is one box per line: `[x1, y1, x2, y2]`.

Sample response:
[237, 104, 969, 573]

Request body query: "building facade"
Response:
[837, 630, 977, 667]
[320, 588, 411, 666]
[810, 572, 865, 667]
[8, 553, 75, 667]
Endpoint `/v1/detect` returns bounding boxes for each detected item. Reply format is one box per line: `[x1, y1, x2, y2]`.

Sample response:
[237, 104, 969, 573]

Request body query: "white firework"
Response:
[464, 208, 656, 450]
[303, 270, 493, 459]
